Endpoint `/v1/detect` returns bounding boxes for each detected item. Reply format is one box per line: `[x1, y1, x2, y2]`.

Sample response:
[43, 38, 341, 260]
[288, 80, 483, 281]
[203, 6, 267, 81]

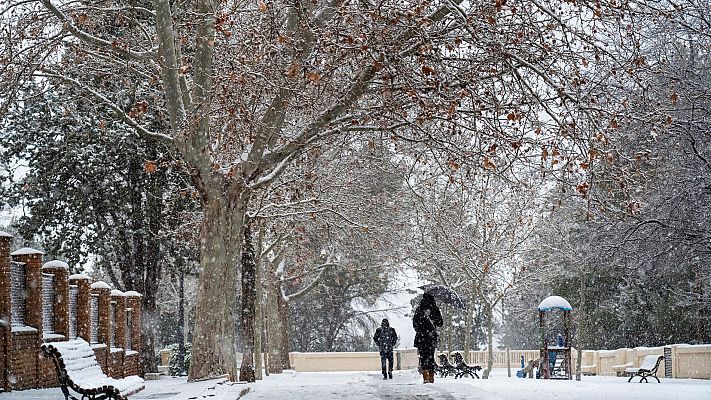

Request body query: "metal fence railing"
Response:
[68, 284, 78, 339]
[10, 261, 26, 326]
[41, 272, 55, 334]
[90, 294, 99, 343]
[110, 301, 117, 347]
[125, 308, 133, 350]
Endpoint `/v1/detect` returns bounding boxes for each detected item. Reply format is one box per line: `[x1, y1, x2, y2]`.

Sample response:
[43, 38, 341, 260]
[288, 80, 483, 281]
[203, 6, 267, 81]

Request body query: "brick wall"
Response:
[0, 234, 144, 392]
[93, 344, 108, 373]
[10, 330, 39, 390]
[124, 352, 140, 377]
[109, 349, 125, 379]
[0, 232, 12, 391]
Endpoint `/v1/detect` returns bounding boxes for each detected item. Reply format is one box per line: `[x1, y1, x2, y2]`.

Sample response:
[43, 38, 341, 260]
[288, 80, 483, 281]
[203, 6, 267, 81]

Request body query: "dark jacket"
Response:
[412, 293, 443, 350]
[374, 319, 398, 354]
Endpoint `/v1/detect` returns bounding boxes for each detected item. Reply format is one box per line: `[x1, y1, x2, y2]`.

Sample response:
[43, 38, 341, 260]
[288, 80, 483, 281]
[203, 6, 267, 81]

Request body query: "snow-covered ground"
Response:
[4, 369, 710, 400]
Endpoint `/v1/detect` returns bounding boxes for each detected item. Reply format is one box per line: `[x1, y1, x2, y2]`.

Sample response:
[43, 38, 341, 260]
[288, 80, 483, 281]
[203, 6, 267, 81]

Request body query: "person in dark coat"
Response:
[373, 318, 398, 379]
[412, 293, 443, 383]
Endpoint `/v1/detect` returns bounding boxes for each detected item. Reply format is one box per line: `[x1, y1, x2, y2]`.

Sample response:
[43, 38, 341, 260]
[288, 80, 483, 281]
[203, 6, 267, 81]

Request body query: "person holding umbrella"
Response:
[412, 292, 443, 383]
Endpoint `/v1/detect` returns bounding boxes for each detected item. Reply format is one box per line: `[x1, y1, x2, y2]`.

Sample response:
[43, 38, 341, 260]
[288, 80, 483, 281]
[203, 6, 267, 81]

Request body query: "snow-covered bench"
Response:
[612, 362, 633, 376]
[41, 339, 145, 400]
[452, 352, 481, 379]
[625, 355, 664, 383]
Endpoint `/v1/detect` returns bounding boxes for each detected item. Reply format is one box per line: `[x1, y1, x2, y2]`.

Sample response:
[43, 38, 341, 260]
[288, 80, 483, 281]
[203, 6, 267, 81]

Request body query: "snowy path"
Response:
[3, 369, 710, 400]
[240, 370, 476, 400]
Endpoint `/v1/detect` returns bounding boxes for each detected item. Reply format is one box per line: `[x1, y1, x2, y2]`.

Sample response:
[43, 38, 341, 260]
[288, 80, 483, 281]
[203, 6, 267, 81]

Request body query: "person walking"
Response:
[413, 293, 443, 383]
[373, 318, 398, 380]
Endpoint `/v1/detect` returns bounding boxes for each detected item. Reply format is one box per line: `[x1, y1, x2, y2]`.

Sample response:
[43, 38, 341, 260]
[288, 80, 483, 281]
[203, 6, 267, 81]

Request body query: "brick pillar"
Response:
[0, 231, 13, 391]
[0, 231, 12, 324]
[42, 261, 69, 339]
[10, 248, 45, 332]
[124, 292, 142, 353]
[110, 291, 127, 349]
[69, 274, 91, 342]
[125, 291, 142, 376]
[10, 247, 44, 389]
[90, 282, 111, 346]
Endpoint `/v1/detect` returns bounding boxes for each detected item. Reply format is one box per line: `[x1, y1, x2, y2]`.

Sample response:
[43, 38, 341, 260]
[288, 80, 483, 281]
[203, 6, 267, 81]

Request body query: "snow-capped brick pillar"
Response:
[42, 261, 70, 340]
[0, 231, 13, 391]
[0, 232, 12, 325]
[109, 290, 126, 379]
[90, 281, 112, 345]
[10, 248, 45, 335]
[9, 247, 45, 390]
[91, 281, 112, 374]
[124, 292, 142, 353]
[69, 274, 91, 342]
[124, 291, 142, 377]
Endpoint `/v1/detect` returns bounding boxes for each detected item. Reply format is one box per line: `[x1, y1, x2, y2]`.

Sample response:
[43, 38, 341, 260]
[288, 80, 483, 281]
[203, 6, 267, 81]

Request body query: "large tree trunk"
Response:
[189, 195, 245, 381]
[141, 162, 163, 374]
[253, 233, 263, 380]
[177, 267, 186, 375]
[482, 303, 494, 379]
[239, 220, 257, 382]
[265, 269, 291, 373]
[463, 292, 474, 364]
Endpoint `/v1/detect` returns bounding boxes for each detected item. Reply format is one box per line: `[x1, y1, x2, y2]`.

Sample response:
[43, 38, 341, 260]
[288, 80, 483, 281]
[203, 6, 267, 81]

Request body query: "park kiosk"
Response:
[538, 295, 573, 380]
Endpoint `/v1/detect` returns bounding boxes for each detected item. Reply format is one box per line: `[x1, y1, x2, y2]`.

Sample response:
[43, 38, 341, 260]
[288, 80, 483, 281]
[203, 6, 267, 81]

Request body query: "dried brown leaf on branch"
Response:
[143, 161, 157, 174]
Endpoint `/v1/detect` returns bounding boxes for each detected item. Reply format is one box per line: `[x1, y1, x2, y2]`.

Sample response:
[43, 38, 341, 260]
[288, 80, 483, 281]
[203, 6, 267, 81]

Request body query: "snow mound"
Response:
[69, 274, 91, 280]
[110, 290, 124, 297]
[90, 281, 111, 290]
[0, 230, 13, 237]
[10, 247, 45, 256]
[538, 295, 573, 311]
[43, 260, 69, 269]
[123, 291, 142, 297]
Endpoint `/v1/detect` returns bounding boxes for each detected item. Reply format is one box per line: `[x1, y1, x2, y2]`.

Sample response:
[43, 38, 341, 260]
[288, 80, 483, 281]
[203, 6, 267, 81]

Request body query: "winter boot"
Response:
[427, 370, 435, 383]
[388, 370, 393, 379]
[422, 370, 429, 383]
[382, 367, 388, 380]
[424, 370, 434, 383]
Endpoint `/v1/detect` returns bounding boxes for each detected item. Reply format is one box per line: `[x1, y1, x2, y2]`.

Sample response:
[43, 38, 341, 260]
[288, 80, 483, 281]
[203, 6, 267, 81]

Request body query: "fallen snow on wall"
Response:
[4, 368, 710, 400]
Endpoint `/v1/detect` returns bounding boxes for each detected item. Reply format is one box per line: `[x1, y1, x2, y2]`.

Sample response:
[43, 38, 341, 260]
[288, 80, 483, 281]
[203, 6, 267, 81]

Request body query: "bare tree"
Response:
[1, 0, 656, 380]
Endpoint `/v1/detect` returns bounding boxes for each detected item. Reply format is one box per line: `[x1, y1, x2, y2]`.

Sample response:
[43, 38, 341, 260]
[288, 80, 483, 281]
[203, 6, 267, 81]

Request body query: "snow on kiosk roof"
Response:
[538, 295, 573, 312]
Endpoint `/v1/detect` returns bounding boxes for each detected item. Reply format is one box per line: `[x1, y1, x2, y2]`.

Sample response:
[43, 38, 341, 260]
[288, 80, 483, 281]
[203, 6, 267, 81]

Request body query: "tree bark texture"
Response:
[239, 220, 257, 382]
[463, 293, 474, 364]
[483, 303, 494, 379]
[265, 267, 290, 373]
[188, 196, 245, 381]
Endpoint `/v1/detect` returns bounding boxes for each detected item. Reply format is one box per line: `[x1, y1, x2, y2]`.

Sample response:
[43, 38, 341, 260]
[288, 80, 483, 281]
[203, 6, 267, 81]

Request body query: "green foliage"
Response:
[166, 343, 191, 376]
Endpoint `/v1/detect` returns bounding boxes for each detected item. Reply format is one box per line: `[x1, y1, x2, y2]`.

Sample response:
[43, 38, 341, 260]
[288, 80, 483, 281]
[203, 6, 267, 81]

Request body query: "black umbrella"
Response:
[419, 283, 466, 309]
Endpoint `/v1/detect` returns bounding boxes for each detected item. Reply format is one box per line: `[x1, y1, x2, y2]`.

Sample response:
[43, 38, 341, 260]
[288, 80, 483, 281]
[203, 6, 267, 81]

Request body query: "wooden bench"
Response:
[625, 355, 664, 383]
[41, 339, 145, 400]
[451, 352, 481, 379]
